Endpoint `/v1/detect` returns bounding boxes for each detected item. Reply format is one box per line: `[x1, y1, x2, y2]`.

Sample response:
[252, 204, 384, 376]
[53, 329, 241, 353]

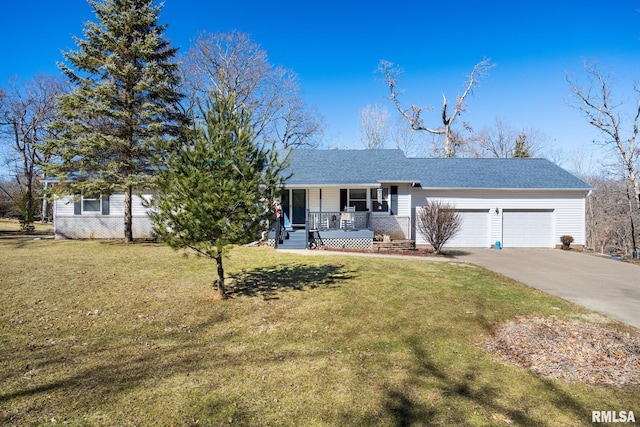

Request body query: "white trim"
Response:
[419, 187, 592, 192]
[286, 183, 381, 188]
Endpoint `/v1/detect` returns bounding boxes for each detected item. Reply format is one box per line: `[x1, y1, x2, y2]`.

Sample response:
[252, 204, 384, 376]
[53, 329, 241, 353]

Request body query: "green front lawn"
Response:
[0, 237, 637, 426]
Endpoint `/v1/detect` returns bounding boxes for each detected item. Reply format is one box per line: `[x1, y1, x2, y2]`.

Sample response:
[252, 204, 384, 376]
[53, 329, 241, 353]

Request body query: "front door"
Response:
[291, 189, 306, 226]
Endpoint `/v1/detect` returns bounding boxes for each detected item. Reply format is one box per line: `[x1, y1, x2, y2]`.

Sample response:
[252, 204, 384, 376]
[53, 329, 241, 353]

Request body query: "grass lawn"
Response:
[0, 235, 638, 426]
[0, 218, 53, 235]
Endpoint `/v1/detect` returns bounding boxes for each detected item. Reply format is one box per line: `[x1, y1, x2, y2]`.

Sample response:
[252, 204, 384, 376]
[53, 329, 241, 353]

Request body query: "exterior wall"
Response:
[397, 185, 412, 217]
[411, 189, 588, 247]
[53, 192, 156, 239]
[307, 188, 320, 212]
[372, 216, 410, 240]
[318, 187, 341, 212]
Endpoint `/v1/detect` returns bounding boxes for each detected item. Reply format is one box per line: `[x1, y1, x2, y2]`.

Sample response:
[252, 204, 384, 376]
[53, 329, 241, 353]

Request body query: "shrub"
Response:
[560, 235, 574, 245]
[416, 200, 462, 254]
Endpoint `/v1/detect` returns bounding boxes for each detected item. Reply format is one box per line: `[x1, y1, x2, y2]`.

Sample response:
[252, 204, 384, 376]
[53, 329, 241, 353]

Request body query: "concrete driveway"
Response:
[458, 248, 640, 329]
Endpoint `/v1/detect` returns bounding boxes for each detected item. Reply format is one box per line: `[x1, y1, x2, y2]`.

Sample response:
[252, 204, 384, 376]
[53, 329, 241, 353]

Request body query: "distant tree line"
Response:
[1, 0, 639, 261]
[0, 1, 322, 236]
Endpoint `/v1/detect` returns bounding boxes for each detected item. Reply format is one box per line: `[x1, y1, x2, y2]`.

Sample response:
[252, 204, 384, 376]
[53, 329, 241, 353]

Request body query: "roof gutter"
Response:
[419, 187, 594, 191]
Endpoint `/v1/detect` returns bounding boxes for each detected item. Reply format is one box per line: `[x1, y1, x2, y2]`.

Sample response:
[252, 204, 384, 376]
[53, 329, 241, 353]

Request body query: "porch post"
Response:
[319, 189, 322, 230]
[305, 209, 309, 249]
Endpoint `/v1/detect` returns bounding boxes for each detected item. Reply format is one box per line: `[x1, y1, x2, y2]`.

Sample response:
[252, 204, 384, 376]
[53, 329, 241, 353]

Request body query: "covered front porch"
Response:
[307, 210, 374, 249]
[268, 185, 410, 250]
[268, 210, 374, 250]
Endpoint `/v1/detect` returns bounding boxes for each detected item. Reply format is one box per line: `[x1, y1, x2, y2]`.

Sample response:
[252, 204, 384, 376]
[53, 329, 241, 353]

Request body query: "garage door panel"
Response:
[447, 210, 489, 247]
[415, 209, 489, 248]
[503, 210, 553, 247]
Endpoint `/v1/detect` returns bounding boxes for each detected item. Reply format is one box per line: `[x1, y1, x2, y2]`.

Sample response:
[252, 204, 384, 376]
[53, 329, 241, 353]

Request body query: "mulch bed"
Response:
[319, 247, 454, 258]
[482, 317, 640, 386]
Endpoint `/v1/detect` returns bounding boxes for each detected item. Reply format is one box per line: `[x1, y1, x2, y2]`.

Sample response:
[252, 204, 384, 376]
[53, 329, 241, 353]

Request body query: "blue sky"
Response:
[2, 1, 640, 161]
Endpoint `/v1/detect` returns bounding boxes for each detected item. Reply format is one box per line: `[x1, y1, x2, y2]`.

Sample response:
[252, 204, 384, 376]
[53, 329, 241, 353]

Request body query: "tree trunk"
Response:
[214, 252, 226, 298]
[627, 187, 638, 256]
[124, 185, 133, 243]
[25, 181, 33, 222]
[443, 129, 455, 158]
[42, 197, 49, 223]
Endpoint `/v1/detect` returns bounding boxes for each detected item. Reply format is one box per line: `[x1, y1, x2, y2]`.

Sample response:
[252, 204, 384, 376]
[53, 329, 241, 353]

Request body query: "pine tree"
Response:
[45, 0, 187, 242]
[152, 92, 288, 298]
[513, 133, 532, 158]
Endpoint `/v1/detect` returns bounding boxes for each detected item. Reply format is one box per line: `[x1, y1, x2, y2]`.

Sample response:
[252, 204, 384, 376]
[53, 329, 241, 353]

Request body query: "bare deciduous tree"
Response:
[392, 115, 421, 156]
[182, 31, 324, 149]
[0, 178, 20, 217]
[474, 117, 546, 158]
[378, 58, 494, 158]
[567, 61, 640, 210]
[416, 199, 462, 254]
[582, 174, 639, 254]
[0, 75, 65, 230]
[475, 117, 515, 158]
[358, 104, 389, 149]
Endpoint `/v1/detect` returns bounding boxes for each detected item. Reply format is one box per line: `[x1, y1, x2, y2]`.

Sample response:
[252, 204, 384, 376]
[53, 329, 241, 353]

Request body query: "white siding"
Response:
[54, 195, 75, 216]
[397, 185, 412, 217]
[319, 187, 341, 212]
[288, 187, 339, 212]
[411, 189, 588, 247]
[110, 192, 155, 216]
[307, 188, 320, 212]
[53, 190, 156, 239]
[53, 191, 155, 217]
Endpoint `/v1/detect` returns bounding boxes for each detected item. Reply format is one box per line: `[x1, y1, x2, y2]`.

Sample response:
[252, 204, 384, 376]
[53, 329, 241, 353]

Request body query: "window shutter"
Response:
[101, 195, 110, 215]
[340, 189, 347, 211]
[390, 186, 398, 215]
[74, 195, 81, 215]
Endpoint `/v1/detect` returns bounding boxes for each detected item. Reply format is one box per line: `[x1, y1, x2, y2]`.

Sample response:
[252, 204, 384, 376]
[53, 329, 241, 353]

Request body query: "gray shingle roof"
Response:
[280, 149, 592, 190]
[282, 149, 410, 185]
[407, 157, 593, 190]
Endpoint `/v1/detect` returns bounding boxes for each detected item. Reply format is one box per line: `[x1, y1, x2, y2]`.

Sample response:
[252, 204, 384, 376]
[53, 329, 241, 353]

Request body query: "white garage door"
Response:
[447, 210, 490, 247]
[502, 210, 553, 247]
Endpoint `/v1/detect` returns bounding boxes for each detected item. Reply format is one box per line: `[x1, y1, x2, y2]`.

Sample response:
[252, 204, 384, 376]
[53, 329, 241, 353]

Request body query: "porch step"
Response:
[277, 229, 307, 250]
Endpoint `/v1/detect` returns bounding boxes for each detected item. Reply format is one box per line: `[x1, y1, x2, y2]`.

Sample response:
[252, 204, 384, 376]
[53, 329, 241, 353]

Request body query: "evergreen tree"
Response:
[152, 92, 288, 298]
[513, 133, 532, 158]
[45, 0, 187, 242]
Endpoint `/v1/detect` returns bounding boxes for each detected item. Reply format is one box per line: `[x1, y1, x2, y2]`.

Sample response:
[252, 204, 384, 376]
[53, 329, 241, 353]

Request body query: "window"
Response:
[348, 189, 367, 211]
[74, 193, 109, 215]
[82, 196, 101, 212]
[371, 188, 389, 212]
[340, 187, 392, 212]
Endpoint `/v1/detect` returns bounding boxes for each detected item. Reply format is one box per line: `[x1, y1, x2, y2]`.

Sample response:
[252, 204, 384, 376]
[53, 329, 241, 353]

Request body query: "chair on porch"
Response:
[326, 214, 340, 230]
[341, 211, 354, 231]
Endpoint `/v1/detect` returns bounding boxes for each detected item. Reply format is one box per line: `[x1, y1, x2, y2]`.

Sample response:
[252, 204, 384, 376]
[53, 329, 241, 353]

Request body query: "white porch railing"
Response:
[308, 211, 372, 231]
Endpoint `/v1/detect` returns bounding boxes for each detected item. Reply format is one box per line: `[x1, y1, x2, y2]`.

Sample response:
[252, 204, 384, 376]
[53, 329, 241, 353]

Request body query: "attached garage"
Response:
[407, 157, 591, 250]
[447, 210, 490, 247]
[502, 209, 553, 248]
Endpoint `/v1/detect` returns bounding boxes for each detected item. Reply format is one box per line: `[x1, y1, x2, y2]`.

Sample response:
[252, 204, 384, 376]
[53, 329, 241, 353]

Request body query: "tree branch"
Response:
[378, 58, 493, 157]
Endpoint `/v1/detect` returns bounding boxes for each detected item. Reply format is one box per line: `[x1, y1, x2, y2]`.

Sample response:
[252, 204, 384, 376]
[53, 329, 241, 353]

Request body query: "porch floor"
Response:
[313, 229, 374, 239]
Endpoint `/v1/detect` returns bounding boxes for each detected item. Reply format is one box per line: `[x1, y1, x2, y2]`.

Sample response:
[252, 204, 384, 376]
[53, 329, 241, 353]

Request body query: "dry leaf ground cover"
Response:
[0, 230, 639, 425]
[483, 317, 640, 387]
